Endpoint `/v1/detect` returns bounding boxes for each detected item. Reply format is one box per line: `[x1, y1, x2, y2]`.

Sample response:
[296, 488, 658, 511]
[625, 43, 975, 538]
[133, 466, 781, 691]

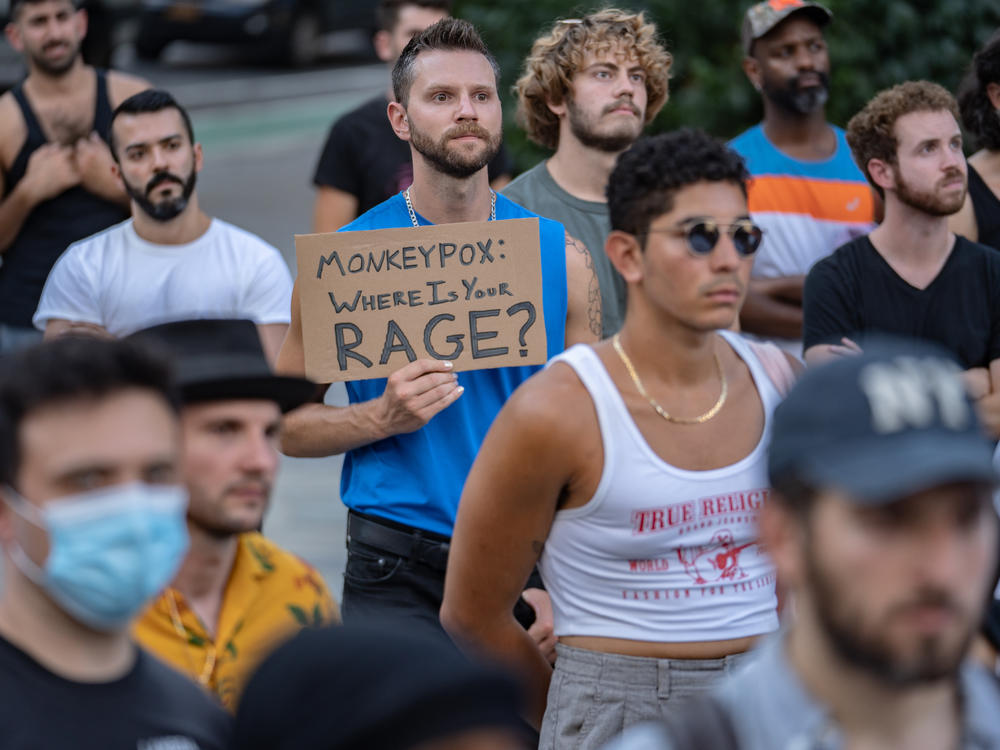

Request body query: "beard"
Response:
[805, 540, 975, 687]
[763, 71, 830, 116]
[188, 482, 271, 539]
[123, 168, 197, 222]
[28, 37, 81, 76]
[567, 94, 644, 153]
[894, 167, 967, 216]
[409, 119, 502, 179]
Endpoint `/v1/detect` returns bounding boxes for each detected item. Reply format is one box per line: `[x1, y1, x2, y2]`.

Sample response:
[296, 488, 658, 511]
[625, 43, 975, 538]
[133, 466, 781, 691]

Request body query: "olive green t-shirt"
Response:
[503, 161, 623, 337]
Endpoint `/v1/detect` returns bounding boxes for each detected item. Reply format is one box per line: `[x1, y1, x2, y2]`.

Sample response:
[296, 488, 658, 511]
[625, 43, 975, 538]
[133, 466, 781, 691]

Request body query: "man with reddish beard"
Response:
[277, 19, 598, 640]
[803, 81, 1000, 437]
[0, 0, 149, 353]
[504, 8, 672, 338]
[612, 338, 1000, 750]
[731, 0, 875, 356]
[33, 89, 293, 365]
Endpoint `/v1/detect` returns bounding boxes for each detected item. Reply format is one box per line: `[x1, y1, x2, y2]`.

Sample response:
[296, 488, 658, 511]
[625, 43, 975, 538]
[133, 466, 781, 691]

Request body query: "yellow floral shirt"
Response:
[133, 532, 339, 711]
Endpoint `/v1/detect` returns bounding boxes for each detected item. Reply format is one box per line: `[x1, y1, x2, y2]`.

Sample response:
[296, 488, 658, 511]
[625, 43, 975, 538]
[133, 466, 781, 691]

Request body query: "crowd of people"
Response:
[3, 0, 1000, 747]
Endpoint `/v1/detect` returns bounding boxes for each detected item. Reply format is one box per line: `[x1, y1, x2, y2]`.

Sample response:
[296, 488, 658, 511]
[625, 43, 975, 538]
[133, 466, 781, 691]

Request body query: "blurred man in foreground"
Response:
[613, 338, 1000, 749]
[0, 337, 230, 748]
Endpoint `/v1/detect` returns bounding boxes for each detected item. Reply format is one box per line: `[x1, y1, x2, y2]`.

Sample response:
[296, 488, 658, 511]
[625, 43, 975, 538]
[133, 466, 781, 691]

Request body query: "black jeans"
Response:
[341, 512, 538, 636]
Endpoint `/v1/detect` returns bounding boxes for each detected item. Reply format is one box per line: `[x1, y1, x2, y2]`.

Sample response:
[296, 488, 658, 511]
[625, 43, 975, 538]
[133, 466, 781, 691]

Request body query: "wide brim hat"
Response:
[128, 319, 315, 413]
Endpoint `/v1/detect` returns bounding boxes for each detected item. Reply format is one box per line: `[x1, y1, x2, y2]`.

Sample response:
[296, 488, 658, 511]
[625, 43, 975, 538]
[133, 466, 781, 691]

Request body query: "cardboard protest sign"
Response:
[294, 218, 547, 382]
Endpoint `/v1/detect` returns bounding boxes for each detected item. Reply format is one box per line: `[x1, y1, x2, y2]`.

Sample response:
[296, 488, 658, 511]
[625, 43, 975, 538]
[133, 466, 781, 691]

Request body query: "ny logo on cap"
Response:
[857, 356, 969, 434]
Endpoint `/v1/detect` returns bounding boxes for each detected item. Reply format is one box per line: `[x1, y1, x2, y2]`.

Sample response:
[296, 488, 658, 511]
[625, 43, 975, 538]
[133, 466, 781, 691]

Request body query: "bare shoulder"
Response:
[106, 71, 153, 106]
[564, 232, 593, 264]
[499, 356, 594, 442]
[0, 92, 27, 167]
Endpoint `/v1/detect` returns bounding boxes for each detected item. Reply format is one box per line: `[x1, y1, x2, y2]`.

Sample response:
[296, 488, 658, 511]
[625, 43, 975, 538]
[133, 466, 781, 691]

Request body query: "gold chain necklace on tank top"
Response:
[612, 334, 728, 425]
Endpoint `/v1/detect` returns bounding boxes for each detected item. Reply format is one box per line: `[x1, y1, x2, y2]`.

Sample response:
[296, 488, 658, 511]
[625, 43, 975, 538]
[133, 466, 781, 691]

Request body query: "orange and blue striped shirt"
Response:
[729, 124, 876, 281]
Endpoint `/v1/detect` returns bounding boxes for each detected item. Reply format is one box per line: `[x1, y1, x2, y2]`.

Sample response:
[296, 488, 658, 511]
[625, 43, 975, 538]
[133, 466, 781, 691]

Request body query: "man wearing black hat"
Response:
[611, 338, 1000, 749]
[731, 0, 875, 355]
[131, 319, 338, 711]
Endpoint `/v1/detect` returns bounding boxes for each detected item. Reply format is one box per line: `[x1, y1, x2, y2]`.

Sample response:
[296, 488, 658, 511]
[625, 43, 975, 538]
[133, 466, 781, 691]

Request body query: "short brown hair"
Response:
[514, 8, 672, 151]
[391, 18, 499, 106]
[846, 80, 960, 198]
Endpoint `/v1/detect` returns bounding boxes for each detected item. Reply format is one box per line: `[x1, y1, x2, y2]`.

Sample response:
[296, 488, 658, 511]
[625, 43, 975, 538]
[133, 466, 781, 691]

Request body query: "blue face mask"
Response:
[3, 482, 190, 632]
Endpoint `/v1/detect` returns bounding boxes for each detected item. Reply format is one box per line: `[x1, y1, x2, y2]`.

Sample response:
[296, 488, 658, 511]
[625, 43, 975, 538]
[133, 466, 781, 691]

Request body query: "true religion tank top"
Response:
[538, 330, 781, 642]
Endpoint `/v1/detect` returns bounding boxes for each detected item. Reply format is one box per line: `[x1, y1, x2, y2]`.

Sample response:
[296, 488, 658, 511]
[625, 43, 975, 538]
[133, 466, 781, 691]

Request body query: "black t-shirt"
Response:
[313, 95, 513, 216]
[803, 235, 1000, 368]
[0, 633, 231, 749]
[968, 164, 1000, 253]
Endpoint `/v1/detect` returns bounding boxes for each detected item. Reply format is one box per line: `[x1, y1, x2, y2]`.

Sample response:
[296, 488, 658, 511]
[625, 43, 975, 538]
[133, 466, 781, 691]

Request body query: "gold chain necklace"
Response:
[612, 334, 727, 425]
[165, 590, 216, 687]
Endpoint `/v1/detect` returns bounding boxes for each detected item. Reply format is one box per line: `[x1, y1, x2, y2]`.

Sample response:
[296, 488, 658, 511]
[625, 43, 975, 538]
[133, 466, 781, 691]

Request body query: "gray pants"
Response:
[539, 643, 750, 750]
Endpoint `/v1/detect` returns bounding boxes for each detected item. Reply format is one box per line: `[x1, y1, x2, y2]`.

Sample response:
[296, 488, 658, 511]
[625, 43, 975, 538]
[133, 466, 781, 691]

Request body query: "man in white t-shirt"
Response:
[33, 89, 292, 364]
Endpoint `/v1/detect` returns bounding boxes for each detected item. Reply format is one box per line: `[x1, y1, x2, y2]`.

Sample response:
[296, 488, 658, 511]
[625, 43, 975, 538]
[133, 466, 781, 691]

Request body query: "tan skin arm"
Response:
[275, 282, 462, 457]
[564, 233, 602, 345]
[739, 275, 806, 340]
[44, 318, 112, 339]
[256, 323, 288, 368]
[442, 363, 589, 729]
[312, 186, 359, 234]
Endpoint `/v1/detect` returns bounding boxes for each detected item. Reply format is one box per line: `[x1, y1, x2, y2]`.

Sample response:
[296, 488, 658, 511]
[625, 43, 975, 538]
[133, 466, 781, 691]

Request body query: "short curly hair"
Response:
[958, 30, 1000, 152]
[607, 129, 750, 247]
[846, 80, 960, 198]
[514, 8, 672, 151]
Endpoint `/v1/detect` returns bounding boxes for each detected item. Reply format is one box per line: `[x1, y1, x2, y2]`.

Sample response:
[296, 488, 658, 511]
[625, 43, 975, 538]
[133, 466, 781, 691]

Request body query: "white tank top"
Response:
[538, 331, 781, 642]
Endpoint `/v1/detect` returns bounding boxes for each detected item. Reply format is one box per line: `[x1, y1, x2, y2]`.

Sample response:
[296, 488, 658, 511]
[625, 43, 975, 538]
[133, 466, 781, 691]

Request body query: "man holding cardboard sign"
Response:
[277, 19, 599, 644]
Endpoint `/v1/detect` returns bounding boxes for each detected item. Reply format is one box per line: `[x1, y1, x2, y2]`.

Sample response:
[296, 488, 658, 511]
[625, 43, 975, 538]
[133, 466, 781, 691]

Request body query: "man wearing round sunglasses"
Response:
[0, 336, 230, 748]
[442, 129, 799, 744]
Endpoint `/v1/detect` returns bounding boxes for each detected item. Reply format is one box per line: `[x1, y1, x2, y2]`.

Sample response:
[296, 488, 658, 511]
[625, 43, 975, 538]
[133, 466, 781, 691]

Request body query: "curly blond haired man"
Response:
[503, 9, 671, 337]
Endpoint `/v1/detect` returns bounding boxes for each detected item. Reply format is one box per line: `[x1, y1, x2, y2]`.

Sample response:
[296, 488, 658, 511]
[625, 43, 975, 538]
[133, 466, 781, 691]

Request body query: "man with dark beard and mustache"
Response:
[503, 9, 672, 338]
[803, 82, 1000, 440]
[731, 0, 875, 357]
[33, 90, 293, 365]
[0, 0, 149, 354]
[276, 19, 598, 648]
[609, 337, 1000, 750]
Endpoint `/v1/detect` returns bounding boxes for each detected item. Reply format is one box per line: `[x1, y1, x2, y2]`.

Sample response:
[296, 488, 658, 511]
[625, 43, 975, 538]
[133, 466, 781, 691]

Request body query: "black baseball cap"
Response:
[769, 336, 996, 504]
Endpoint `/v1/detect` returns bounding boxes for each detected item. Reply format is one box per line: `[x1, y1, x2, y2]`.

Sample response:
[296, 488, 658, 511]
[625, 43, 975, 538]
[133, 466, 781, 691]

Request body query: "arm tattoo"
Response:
[567, 234, 602, 337]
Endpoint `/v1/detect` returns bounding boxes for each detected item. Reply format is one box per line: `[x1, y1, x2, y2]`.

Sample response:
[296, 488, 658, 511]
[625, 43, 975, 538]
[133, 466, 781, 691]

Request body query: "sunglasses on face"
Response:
[648, 219, 764, 257]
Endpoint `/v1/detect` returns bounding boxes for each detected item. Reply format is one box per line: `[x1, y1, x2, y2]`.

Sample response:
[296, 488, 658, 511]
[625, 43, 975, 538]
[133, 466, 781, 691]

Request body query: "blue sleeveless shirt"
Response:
[339, 192, 568, 536]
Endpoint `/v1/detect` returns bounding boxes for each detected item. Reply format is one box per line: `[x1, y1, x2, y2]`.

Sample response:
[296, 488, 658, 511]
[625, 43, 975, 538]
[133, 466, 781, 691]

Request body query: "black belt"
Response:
[347, 511, 451, 572]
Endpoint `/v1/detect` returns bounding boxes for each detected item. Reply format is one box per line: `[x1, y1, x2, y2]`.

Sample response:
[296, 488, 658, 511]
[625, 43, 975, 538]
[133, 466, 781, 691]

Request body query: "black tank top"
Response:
[968, 164, 1000, 253]
[0, 70, 129, 327]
